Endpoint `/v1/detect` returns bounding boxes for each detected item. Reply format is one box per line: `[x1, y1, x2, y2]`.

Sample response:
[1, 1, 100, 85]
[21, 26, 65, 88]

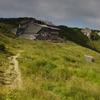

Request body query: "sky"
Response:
[0, 0, 100, 30]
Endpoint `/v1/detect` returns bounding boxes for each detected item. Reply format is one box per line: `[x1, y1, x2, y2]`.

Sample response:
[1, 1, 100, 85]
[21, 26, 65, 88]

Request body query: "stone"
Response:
[84, 55, 94, 62]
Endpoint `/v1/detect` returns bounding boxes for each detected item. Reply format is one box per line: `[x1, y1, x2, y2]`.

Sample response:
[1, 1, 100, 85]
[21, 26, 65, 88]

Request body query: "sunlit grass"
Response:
[0, 37, 100, 99]
[15, 40, 100, 100]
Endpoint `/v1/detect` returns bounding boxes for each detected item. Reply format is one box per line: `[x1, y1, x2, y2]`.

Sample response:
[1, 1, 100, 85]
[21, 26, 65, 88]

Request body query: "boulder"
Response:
[84, 55, 94, 62]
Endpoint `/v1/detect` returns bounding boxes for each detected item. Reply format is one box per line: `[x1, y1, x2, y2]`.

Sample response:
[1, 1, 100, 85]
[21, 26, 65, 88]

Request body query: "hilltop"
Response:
[0, 17, 100, 53]
[0, 18, 100, 100]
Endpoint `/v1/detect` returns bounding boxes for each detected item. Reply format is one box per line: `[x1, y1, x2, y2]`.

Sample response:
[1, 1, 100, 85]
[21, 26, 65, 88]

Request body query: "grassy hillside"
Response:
[58, 25, 100, 53]
[0, 18, 100, 100]
[0, 40, 100, 100]
[18, 41, 100, 100]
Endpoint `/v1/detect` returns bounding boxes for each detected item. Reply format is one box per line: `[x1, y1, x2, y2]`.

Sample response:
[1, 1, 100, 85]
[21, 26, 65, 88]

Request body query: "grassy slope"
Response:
[18, 41, 100, 100]
[58, 25, 100, 53]
[0, 38, 100, 100]
[0, 19, 100, 100]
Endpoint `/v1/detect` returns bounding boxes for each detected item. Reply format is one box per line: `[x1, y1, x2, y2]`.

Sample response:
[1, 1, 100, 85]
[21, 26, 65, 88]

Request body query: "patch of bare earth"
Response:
[10, 53, 22, 89]
[3, 52, 23, 89]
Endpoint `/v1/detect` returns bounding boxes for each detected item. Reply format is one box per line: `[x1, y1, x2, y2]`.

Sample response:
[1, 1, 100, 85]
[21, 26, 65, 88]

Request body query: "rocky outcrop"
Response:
[97, 32, 100, 36]
[81, 28, 91, 39]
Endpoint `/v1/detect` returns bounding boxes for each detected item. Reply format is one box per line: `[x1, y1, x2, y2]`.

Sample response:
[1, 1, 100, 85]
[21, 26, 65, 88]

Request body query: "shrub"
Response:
[0, 43, 5, 51]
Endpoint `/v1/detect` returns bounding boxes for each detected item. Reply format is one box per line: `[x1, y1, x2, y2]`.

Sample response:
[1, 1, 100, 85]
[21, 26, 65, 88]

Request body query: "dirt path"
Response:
[3, 51, 23, 89]
[11, 53, 22, 89]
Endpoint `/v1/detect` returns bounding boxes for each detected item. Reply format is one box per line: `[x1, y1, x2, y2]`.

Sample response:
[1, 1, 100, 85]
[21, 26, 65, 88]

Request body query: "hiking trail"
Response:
[3, 51, 23, 89]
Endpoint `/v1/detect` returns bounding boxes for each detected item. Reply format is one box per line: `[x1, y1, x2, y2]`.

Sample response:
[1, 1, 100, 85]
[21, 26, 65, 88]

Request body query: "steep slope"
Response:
[58, 25, 100, 53]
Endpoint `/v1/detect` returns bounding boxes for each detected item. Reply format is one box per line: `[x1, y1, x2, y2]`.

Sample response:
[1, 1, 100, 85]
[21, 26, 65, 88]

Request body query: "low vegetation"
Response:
[0, 18, 100, 100]
[0, 43, 5, 52]
[58, 25, 100, 53]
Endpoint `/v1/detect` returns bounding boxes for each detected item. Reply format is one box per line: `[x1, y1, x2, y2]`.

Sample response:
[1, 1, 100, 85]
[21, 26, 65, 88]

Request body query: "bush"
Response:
[0, 44, 5, 51]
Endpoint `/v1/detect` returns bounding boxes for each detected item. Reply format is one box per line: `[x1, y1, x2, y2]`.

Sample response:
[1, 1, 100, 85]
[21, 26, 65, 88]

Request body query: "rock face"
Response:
[81, 28, 91, 39]
[84, 55, 94, 62]
[97, 32, 100, 36]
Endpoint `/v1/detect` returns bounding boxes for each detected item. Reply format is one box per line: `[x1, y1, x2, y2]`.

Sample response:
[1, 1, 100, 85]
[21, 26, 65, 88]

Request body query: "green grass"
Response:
[0, 40, 97, 100]
[0, 19, 100, 99]
[0, 39, 100, 100]
[0, 34, 100, 100]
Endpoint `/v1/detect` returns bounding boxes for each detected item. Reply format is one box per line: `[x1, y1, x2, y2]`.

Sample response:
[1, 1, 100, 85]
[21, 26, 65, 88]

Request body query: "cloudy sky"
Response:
[0, 0, 100, 29]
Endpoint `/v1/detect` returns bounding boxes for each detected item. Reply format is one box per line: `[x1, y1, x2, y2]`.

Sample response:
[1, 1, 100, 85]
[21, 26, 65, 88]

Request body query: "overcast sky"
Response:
[0, 0, 100, 29]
